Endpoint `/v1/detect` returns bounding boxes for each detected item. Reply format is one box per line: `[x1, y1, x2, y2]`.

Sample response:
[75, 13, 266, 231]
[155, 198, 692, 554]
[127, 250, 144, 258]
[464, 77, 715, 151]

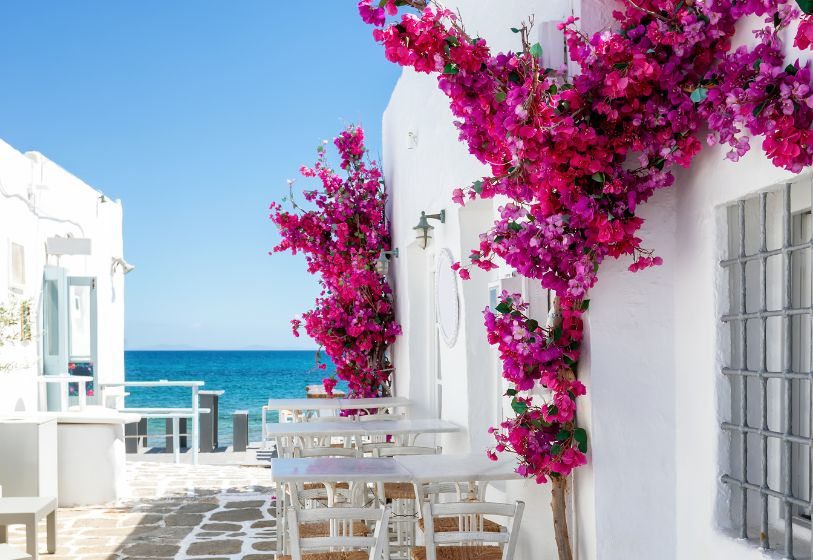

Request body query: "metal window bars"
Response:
[720, 182, 813, 558]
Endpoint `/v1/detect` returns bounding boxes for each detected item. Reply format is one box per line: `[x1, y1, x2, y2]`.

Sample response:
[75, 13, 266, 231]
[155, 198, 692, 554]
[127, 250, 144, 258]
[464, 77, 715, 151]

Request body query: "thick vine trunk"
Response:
[551, 476, 573, 560]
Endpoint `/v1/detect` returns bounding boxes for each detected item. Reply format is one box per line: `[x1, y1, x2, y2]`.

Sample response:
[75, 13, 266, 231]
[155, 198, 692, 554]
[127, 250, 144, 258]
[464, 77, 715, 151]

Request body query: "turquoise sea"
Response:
[124, 350, 340, 447]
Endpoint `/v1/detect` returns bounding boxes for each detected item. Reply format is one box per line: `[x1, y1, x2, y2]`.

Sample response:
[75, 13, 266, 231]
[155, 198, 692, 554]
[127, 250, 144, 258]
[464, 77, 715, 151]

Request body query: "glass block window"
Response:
[721, 182, 813, 558]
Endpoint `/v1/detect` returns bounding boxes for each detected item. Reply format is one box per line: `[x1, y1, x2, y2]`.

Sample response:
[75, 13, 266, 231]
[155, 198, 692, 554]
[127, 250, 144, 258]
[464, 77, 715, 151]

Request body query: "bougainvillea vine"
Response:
[359, 0, 813, 487]
[270, 126, 401, 398]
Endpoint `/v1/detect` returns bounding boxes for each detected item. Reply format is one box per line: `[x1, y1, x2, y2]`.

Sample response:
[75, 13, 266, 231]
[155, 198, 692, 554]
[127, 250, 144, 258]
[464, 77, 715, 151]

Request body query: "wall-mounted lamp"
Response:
[111, 257, 135, 275]
[413, 210, 446, 250]
[375, 249, 399, 276]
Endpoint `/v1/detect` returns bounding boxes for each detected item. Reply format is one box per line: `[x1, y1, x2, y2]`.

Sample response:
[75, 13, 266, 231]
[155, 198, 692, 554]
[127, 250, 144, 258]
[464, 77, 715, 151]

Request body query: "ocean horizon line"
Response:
[125, 347, 322, 352]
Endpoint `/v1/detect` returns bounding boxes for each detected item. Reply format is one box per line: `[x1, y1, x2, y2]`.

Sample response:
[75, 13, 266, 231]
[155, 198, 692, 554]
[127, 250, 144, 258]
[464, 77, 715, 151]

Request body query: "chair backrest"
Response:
[357, 412, 406, 422]
[293, 446, 360, 458]
[420, 500, 525, 560]
[287, 506, 390, 560]
[372, 445, 441, 458]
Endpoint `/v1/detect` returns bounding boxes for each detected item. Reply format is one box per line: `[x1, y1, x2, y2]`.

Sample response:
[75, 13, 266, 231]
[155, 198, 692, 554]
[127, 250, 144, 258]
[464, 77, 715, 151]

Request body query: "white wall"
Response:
[382, 1, 813, 559]
[0, 139, 126, 413]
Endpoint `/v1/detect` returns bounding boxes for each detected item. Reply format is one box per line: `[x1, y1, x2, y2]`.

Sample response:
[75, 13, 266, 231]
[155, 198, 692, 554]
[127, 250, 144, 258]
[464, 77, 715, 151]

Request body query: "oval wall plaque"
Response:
[435, 248, 460, 347]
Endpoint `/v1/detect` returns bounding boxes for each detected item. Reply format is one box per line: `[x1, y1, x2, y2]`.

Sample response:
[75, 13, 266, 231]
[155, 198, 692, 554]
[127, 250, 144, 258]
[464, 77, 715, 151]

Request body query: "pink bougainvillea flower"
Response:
[795, 16, 813, 50]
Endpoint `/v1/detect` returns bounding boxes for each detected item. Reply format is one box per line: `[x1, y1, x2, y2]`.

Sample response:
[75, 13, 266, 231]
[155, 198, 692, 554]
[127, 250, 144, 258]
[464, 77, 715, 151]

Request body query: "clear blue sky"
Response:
[0, 1, 401, 350]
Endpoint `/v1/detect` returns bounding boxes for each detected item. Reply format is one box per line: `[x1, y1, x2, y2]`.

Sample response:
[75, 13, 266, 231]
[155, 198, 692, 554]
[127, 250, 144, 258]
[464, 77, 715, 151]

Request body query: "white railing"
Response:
[99, 380, 205, 465]
[37, 375, 92, 411]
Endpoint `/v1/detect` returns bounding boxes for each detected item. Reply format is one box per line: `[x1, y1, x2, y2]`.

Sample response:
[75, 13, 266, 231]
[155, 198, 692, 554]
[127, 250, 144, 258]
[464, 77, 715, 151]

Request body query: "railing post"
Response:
[191, 384, 199, 465]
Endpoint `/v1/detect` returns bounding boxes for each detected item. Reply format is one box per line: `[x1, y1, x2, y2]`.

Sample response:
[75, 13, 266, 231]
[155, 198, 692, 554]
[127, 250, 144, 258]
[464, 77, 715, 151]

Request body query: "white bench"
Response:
[0, 544, 31, 560]
[0, 497, 57, 560]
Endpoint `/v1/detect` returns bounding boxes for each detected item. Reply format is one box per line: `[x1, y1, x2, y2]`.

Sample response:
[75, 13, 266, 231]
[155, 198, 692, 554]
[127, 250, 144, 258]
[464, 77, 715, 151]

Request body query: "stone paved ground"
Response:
[4, 460, 278, 560]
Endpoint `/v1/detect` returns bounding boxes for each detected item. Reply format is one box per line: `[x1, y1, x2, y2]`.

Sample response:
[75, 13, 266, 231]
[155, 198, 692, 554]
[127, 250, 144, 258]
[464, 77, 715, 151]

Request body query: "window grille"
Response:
[721, 182, 813, 558]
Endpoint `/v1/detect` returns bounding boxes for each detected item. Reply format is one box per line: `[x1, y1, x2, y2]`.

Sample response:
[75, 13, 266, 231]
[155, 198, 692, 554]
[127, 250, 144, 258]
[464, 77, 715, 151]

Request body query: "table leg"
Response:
[0, 523, 7, 543]
[25, 519, 37, 560]
[47, 510, 56, 553]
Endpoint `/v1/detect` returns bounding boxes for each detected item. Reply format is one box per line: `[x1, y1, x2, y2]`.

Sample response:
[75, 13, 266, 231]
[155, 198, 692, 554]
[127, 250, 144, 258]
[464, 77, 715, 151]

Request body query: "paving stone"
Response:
[209, 508, 263, 522]
[164, 513, 205, 527]
[201, 522, 242, 532]
[242, 555, 277, 560]
[121, 542, 180, 557]
[250, 519, 276, 529]
[186, 539, 243, 556]
[177, 502, 219, 513]
[251, 540, 277, 552]
[224, 500, 265, 508]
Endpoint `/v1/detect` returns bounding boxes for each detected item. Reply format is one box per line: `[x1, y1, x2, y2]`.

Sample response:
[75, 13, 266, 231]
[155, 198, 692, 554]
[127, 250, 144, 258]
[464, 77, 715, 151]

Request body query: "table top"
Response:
[394, 453, 521, 482]
[0, 496, 57, 516]
[264, 418, 460, 437]
[264, 396, 412, 412]
[271, 458, 411, 483]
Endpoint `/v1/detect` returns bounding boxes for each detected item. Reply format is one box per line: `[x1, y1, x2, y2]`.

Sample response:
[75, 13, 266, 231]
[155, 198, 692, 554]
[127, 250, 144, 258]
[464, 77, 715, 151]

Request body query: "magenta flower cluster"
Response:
[360, 0, 813, 481]
[270, 126, 402, 398]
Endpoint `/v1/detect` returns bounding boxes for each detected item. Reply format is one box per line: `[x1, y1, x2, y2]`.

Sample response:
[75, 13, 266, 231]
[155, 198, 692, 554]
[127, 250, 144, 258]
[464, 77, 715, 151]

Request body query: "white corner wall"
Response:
[0, 139, 126, 413]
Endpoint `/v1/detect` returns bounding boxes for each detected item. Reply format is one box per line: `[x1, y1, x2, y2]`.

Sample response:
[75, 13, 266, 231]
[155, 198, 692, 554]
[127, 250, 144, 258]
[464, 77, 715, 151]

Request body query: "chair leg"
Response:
[0, 524, 6, 543]
[47, 510, 57, 553]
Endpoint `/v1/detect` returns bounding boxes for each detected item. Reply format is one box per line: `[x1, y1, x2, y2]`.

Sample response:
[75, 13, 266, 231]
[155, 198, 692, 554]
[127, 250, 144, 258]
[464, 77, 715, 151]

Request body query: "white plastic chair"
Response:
[286, 506, 390, 560]
[413, 500, 525, 560]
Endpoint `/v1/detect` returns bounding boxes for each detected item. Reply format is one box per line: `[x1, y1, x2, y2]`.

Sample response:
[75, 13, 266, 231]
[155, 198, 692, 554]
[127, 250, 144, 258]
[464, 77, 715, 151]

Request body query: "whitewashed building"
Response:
[380, 1, 813, 558]
[0, 138, 128, 414]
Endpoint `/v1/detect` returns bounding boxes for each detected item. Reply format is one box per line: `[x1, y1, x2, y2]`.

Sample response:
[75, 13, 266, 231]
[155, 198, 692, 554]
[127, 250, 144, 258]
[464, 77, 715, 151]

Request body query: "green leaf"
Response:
[798, 0, 813, 14]
[591, 172, 605, 183]
[472, 180, 484, 194]
[495, 91, 507, 102]
[556, 430, 571, 441]
[578, 441, 588, 453]
[613, 62, 629, 70]
[510, 27, 521, 33]
[573, 428, 588, 444]
[505, 388, 518, 397]
[547, 84, 558, 95]
[753, 58, 762, 71]
[495, 301, 512, 314]
[552, 325, 563, 341]
[508, 221, 522, 232]
[786, 64, 799, 76]
[508, 71, 522, 84]
[773, 11, 781, 27]
[443, 63, 459, 75]
[580, 299, 591, 311]
[550, 444, 562, 456]
[529, 43, 543, 59]
[511, 399, 528, 415]
[445, 36, 459, 47]
[690, 87, 708, 103]
[752, 100, 768, 117]
[526, 318, 539, 331]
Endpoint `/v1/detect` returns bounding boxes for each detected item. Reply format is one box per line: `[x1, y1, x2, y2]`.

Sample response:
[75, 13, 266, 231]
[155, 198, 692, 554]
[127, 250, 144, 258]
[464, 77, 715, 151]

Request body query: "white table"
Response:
[266, 418, 460, 456]
[0, 497, 57, 560]
[271, 457, 411, 554]
[396, 453, 521, 504]
[394, 453, 521, 483]
[265, 418, 459, 438]
[264, 396, 411, 412]
[0, 543, 31, 560]
[100, 380, 204, 465]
